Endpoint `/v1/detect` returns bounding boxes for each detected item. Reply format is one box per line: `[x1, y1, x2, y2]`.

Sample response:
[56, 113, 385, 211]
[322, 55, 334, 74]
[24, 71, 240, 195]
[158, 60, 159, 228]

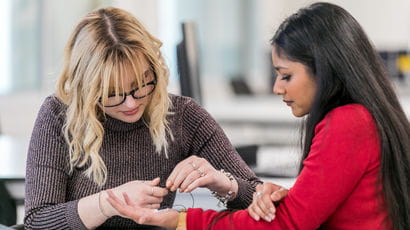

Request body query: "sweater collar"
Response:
[103, 115, 146, 132]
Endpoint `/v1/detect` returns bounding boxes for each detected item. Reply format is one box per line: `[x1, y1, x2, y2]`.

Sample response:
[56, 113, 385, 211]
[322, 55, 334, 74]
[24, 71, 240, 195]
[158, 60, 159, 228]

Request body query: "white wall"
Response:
[259, 0, 410, 50]
[0, 0, 102, 138]
[1, 0, 409, 138]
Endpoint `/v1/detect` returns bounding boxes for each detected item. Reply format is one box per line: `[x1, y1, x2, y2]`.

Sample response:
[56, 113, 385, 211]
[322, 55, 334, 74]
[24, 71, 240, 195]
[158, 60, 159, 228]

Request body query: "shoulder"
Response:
[169, 93, 210, 120]
[169, 93, 199, 109]
[316, 104, 378, 140]
[325, 104, 374, 127]
[38, 94, 67, 120]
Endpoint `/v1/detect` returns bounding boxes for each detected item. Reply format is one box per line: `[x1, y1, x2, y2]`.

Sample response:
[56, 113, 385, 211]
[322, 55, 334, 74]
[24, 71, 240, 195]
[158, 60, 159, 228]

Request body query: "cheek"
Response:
[303, 85, 316, 111]
[103, 107, 118, 116]
[144, 95, 153, 106]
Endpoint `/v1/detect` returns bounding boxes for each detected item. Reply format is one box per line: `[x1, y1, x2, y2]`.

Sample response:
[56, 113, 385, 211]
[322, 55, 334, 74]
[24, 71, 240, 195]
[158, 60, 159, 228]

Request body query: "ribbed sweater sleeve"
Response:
[24, 96, 87, 229]
[179, 97, 261, 209]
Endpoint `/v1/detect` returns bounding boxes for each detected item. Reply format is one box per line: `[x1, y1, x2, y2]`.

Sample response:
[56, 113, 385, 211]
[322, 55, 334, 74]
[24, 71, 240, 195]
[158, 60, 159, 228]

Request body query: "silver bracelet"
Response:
[211, 169, 236, 207]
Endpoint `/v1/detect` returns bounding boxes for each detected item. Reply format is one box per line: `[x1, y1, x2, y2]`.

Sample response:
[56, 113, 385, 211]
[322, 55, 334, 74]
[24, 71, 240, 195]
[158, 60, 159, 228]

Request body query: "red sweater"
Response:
[187, 104, 391, 230]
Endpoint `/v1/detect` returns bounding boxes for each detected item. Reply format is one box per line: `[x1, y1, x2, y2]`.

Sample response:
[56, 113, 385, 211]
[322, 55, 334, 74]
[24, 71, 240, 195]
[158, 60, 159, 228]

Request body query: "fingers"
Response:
[106, 190, 136, 218]
[166, 156, 199, 190]
[171, 163, 197, 191]
[166, 156, 210, 192]
[166, 157, 195, 189]
[106, 190, 156, 224]
[179, 166, 209, 192]
[119, 178, 168, 208]
[248, 182, 287, 222]
[256, 192, 275, 222]
[251, 188, 275, 222]
[271, 187, 289, 202]
[146, 177, 161, 186]
[147, 184, 168, 198]
[248, 192, 263, 221]
[183, 172, 211, 193]
[122, 193, 158, 210]
[260, 183, 276, 215]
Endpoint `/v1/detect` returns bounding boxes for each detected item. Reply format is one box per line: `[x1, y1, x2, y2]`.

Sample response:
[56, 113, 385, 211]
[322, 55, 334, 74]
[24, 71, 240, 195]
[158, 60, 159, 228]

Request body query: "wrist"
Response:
[175, 210, 187, 230]
[158, 209, 181, 229]
[99, 190, 117, 217]
[212, 169, 238, 206]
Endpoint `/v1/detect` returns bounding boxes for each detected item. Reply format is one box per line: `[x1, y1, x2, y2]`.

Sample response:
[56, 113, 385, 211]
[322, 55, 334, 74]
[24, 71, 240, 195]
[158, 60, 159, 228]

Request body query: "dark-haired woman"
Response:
[105, 2, 410, 229]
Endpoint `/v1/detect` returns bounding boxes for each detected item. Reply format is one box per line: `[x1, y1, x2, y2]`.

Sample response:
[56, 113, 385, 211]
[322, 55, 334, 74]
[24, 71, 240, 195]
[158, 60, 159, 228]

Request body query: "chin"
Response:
[120, 113, 143, 123]
[291, 109, 308, 117]
[292, 113, 303, 117]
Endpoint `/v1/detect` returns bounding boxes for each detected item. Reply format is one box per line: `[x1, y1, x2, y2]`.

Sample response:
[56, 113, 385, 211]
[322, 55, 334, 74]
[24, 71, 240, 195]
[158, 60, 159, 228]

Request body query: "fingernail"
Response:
[264, 215, 272, 222]
[269, 214, 274, 220]
[254, 215, 260, 221]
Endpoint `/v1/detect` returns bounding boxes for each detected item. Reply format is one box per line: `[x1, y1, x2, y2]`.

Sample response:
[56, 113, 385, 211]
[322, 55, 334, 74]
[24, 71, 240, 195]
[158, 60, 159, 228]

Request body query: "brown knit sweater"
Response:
[24, 94, 261, 229]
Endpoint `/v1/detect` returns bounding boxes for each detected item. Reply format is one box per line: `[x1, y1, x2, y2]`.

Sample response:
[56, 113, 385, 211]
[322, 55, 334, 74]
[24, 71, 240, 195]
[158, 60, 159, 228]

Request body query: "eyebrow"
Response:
[274, 65, 288, 71]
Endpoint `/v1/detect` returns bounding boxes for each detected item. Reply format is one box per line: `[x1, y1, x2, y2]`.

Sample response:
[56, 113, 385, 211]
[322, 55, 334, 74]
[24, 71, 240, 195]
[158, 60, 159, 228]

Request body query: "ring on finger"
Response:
[255, 191, 262, 197]
[151, 187, 155, 196]
[196, 168, 205, 177]
[190, 162, 197, 169]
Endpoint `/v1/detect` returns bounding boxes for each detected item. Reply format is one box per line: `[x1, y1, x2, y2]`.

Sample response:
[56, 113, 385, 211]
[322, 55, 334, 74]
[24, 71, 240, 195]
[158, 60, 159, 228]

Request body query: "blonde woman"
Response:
[24, 7, 261, 229]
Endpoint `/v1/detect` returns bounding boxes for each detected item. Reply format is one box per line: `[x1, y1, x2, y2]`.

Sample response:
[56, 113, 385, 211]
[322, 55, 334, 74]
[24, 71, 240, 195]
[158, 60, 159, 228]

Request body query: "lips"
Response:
[122, 106, 140, 116]
[283, 100, 293, 106]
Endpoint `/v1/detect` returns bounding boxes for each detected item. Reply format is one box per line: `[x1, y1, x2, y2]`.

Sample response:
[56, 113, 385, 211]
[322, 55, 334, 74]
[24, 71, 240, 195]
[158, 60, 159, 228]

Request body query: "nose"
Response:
[123, 94, 138, 108]
[273, 76, 284, 95]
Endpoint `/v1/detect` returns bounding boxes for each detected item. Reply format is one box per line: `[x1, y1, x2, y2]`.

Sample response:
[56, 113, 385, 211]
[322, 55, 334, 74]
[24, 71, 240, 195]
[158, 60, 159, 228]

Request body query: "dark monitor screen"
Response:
[176, 22, 202, 105]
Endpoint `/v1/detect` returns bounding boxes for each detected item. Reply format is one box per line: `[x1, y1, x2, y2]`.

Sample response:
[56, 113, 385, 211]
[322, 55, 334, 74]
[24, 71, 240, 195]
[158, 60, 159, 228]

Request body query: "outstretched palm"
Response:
[106, 189, 179, 228]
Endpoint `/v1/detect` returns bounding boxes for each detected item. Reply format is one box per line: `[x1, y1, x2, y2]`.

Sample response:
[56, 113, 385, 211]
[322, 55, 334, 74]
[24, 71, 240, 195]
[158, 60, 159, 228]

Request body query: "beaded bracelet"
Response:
[211, 169, 236, 207]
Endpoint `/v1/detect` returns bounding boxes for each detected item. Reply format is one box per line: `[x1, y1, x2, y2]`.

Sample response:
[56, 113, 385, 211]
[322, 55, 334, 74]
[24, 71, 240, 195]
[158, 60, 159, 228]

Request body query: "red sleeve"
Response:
[187, 104, 380, 230]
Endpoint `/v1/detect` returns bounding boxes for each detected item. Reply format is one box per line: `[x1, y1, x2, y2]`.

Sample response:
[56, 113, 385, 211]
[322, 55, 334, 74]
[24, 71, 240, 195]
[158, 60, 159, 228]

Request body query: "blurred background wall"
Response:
[0, 0, 409, 138]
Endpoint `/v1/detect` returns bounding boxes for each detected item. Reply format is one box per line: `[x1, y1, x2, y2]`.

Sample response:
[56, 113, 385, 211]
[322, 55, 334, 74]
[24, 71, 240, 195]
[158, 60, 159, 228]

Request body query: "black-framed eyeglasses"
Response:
[99, 79, 157, 107]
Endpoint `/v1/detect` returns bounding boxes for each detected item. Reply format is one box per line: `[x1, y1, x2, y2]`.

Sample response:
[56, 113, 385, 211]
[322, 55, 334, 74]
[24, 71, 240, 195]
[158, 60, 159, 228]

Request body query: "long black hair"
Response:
[271, 2, 410, 229]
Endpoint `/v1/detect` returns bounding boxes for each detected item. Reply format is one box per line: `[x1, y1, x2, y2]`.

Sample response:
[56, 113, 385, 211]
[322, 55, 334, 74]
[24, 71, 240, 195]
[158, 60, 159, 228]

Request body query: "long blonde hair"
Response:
[56, 7, 172, 186]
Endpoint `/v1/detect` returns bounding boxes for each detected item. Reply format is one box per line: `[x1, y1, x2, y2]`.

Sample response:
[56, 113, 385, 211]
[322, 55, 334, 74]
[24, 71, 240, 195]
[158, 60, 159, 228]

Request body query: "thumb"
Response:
[270, 188, 288, 202]
[146, 177, 160, 186]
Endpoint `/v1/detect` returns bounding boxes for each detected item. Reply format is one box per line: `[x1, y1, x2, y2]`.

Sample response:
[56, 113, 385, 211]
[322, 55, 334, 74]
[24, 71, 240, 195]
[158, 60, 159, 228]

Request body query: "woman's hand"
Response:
[101, 177, 168, 217]
[106, 190, 179, 229]
[166, 155, 238, 197]
[247, 182, 288, 222]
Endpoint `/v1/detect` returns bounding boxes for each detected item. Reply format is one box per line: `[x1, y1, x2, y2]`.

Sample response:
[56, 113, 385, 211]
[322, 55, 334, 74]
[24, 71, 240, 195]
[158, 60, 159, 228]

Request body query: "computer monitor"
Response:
[176, 22, 202, 105]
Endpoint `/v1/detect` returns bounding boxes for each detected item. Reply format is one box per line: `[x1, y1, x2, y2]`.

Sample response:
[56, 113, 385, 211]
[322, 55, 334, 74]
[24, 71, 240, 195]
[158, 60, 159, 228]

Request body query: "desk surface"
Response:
[0, 135, 28, 181]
